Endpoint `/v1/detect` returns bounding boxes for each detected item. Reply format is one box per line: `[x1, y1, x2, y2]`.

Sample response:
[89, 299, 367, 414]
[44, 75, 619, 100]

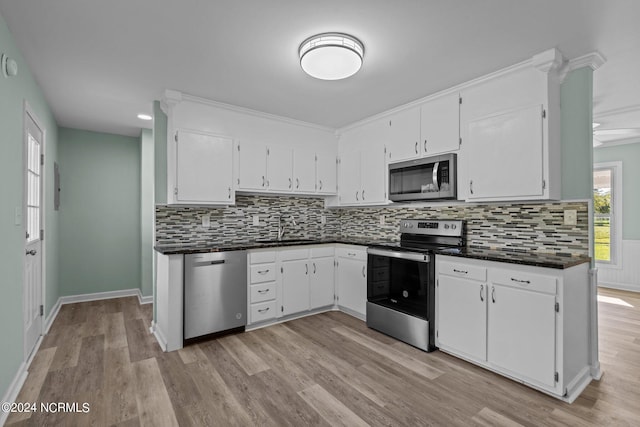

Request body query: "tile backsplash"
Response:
[156, 196, 589, 256]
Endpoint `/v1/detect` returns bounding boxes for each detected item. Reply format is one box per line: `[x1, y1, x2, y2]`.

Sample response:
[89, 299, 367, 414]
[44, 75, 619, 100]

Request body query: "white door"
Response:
[292, 147, 316, 193]
[266, 145, 293, 191]
[420, 93, 460, 155]
[309, 257, 335, 309]
[24, 110, 44, 359]
[337, 258, 366, 316]
[437, 275, 487, 361]
[237, 140, 268, 190]
[281, 260, 310, 316]
[175, 130, 233, 203]
[487, 284, 556, 388]
[387, 107, 420, 162]
[315, 151, 337, 194]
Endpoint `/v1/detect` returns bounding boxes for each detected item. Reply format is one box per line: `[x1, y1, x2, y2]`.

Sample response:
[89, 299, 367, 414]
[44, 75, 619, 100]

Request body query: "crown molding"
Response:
[594, 136, 640, 149]
[568, 51, 606, 72]
[594, 104, 640, 119]
[162, 90, 334, 133]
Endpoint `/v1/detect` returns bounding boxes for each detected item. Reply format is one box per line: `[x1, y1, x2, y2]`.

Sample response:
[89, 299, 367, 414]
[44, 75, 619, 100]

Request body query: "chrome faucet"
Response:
[277, 215, 297, 241]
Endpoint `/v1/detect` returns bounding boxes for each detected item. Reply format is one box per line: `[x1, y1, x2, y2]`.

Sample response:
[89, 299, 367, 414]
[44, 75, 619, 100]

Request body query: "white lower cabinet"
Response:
[248, 245, 337, 326]
[335, 246, 367, 318]
[436, 255, 592, 402]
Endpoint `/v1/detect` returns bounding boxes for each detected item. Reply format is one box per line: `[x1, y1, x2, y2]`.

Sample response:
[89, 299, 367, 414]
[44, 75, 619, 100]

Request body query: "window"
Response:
[593, 162, 622, 266]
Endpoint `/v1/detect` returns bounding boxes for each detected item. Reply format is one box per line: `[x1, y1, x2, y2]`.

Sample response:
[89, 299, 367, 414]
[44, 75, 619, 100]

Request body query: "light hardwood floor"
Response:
[6, 288, 640, 426]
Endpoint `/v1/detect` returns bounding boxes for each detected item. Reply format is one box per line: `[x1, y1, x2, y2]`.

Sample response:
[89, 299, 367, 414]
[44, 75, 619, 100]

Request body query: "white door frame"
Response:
[23, 101, 46, 360]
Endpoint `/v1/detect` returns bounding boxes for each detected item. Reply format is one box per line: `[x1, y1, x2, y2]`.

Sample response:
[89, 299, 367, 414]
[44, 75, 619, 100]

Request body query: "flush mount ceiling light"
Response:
[299, 33, 364, 80]
[137, 113, 152, 121]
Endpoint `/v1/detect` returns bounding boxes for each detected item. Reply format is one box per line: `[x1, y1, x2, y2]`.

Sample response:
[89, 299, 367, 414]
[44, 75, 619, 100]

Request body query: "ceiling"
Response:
[1, 0, 639, 143]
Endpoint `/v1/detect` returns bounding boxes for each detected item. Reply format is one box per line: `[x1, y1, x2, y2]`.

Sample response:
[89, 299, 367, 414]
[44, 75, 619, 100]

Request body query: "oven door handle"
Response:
[367, 248, 430, 263]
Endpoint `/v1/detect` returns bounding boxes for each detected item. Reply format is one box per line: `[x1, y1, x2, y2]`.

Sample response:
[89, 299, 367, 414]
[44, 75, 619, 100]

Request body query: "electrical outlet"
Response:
[380, 215, 385, 225]
[564, 210, 577, 226]
[201, 214, 210, 229]
[320, 215, 326, 225]
[253, 215, 260, 226]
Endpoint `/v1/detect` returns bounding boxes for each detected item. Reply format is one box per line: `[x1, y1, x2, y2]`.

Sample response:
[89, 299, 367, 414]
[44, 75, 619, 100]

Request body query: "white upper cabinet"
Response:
[293, 146, 317, 193]
[173, 129, 234, 204]
[386, 94, 460, 163]
[420, 93, 461, 155]
[266, 145, 294, 191]
[335, 118, 388, 206]
[460, 49, 562, 202]
[237, 141, 268, 191]
[387, 107, 420, 162]
[315, 151, 337, 194]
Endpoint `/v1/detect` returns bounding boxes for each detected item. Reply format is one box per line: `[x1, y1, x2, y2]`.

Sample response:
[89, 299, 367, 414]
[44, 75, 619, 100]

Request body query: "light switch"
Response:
[253, 215, 260, 226]
[14, 207, 22, 225]
[380, 215, 385, 225]
[202, 214, 210, 228]
[564, 210, 577, 226]
[320, 215, 326, 225]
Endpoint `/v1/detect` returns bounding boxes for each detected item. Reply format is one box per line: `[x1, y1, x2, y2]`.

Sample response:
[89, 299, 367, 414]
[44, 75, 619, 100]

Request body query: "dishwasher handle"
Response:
[193, 259, 226, 267]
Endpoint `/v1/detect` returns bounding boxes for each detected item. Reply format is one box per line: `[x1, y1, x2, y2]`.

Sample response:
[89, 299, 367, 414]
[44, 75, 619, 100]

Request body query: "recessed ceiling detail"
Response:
[299, 33, 364, 80]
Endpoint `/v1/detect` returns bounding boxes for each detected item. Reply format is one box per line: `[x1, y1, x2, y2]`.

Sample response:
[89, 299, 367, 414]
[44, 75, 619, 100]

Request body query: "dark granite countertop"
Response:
[154, 239, 590, 269]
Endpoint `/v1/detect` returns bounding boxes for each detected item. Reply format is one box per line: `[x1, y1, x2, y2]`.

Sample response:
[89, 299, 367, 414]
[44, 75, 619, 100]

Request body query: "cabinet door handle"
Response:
[257, 289, 270, 294]
[305, 264, 308, 275]
[296, 178, 300, 189]
[470, 180, 474, 195]
[424, 139, 427, 152]
[511, 277, 531, 284]
[262, 176, 265, 187]
[491, 286, 496, 303]
[480, 284, 484, 302]
[347, 252, 356, 257]
[266, 179, 269, 187]
[453, 269, 468, 274]
[289, 178, 292, 189]
[362, 265, 366, 277]
[313, 262, 316, 274]
[362, 189, 365, 200]
[355, 191, 359, 201]
[228, 187, 231, 199]
[258, 307, 270, 313]
[257, 269, 270, 274]
[415, 141, 418, 154]
[319, 180, 323, 190]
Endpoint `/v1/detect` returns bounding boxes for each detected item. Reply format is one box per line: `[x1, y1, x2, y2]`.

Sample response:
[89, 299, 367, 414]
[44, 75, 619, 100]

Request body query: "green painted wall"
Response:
[140, 129, 154, 297]
[153, 101, 167, 204]
[594, 142, 640, 240]
[58, 128, 141, 296]
[0, 12, 59, 401]
[561, 67, 594, 201]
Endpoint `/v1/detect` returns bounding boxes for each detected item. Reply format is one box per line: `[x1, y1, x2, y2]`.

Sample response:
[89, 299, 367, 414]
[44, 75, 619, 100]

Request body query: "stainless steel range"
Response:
[366, 219, 466, 352]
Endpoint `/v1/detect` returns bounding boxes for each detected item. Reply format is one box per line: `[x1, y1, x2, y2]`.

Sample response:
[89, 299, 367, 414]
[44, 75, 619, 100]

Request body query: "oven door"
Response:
[367, 248, 432, 319]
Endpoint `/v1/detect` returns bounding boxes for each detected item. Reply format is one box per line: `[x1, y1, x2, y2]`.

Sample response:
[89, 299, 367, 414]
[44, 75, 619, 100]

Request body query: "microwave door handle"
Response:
[432, 161, 440, 191]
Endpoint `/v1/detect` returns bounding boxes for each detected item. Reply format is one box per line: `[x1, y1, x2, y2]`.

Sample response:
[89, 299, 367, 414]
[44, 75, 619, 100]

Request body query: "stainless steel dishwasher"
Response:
[184, 250, 247, 342]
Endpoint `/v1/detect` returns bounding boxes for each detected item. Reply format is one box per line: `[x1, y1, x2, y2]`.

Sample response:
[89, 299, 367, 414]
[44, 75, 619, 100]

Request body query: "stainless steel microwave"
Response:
[389, 153, 457, 202]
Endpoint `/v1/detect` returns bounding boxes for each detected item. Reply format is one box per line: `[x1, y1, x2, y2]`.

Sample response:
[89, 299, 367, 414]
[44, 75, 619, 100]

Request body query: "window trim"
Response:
[594, 161, 623, 269]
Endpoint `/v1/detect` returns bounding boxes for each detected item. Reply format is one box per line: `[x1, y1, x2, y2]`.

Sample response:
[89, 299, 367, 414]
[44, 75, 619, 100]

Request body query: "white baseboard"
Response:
[59, 288, 142, 305]
[0, 362, 28, 427]
[44, 298, 62, 334]
[153, 323, 168, 352]
[137, 289, 153, 305]
[598, 282, 640, 293]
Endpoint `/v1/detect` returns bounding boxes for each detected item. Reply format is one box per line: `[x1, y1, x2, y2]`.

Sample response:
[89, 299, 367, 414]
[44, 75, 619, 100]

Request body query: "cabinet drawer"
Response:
[311, 246, 334, 258]
[279, 248, 309, 262]
[250, 251, 276, 264]
[439, 261, 487, 282]
[336, 246, 367, 261]
[490, 269, 557, 295]
[250, 283, 276, 303]
[250, 301, 277, 323]
[250, 264, 276, 283]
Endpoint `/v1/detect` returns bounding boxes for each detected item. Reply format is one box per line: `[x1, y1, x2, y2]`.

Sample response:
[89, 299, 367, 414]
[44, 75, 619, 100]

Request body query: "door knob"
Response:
[26, 249, 37, 256]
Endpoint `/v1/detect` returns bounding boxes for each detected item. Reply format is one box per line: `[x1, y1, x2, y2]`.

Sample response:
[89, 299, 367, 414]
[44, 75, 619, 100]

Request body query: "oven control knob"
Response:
[444, 224, 450, 229]
[451, 224, 457, 229]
